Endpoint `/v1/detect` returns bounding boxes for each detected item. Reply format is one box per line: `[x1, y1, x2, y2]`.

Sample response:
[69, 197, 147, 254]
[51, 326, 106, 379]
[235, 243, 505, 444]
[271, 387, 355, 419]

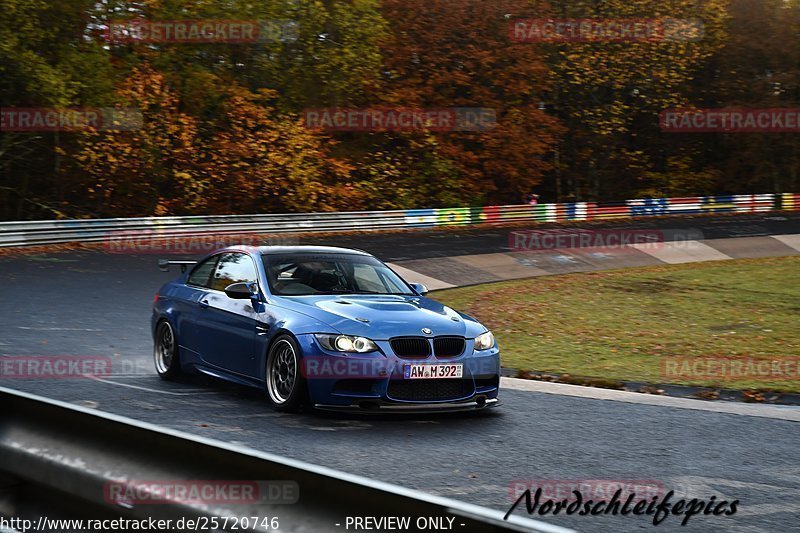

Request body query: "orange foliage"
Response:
[76, 64, 355, 216]
[377, 0, 564, 203]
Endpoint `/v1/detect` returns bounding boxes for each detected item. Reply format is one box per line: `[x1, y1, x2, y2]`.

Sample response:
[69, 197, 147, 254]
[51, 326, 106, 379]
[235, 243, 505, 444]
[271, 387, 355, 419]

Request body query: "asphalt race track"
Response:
[300, 211, 800, 261]
[1, 212, 799, 533]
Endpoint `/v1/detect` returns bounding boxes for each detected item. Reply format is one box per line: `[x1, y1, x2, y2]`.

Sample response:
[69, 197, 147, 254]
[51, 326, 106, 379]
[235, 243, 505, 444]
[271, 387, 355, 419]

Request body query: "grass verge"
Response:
[434, 256, 800, 393]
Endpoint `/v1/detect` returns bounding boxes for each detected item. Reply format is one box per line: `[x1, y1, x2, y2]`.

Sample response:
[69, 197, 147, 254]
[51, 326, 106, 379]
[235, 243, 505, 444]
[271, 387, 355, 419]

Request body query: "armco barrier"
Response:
[0, 387, 572, 533]
[782, 192, 800, 211]
[0, 193, 793, 248]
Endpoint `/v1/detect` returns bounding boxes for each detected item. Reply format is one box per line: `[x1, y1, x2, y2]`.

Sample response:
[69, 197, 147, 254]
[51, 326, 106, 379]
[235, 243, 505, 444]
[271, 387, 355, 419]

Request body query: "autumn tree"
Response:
[375, 0, 563, 205]
[100, 0, 387, 114]
[2, 0, 797, 219]
[343, 133, 464, 210]
[540, 0, 729, 200]
[199, 86, 355, 214]
[689, 0, 800, 194]
[75, 63, 356, 216]
[74, 64, 200, 215]
[0, 0, 114, 218]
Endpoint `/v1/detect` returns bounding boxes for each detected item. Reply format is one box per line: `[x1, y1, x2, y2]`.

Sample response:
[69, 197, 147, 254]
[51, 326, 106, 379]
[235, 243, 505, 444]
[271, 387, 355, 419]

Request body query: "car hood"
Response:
[272, 294, 485, 339]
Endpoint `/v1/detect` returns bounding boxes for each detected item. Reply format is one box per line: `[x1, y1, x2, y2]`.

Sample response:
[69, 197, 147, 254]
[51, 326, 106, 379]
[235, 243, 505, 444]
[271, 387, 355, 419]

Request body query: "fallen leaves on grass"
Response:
[516, 369, 625, 390]
[693, 390, 720, 401]
[637, 385, 665, 395]
[742, 390, 765, 403]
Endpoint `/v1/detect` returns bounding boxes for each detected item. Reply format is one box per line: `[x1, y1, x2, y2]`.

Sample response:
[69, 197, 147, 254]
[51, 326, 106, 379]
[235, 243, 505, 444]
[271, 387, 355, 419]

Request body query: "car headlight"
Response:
[474, 331, 495, 351]
[315, 334, 378, 353]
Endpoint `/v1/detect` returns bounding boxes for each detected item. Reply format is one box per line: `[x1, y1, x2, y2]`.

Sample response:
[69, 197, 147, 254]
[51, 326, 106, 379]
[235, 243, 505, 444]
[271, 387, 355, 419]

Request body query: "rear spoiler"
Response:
[158, 259, 197, 273]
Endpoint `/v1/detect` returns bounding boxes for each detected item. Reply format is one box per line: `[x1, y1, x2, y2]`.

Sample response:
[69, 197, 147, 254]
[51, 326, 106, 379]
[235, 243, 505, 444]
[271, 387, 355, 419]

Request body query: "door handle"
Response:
[199, 299, 210, 308]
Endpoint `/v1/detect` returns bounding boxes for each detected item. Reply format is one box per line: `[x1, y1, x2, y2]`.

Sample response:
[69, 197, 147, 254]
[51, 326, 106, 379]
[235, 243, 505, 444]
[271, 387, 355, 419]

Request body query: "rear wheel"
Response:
[265, 335, 308, 412]
[154, 320, 181, 380]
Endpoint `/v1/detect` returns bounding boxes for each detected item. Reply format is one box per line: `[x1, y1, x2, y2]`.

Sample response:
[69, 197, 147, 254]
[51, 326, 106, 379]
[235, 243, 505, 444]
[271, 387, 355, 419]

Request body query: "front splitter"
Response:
[314, 397, 500, 414]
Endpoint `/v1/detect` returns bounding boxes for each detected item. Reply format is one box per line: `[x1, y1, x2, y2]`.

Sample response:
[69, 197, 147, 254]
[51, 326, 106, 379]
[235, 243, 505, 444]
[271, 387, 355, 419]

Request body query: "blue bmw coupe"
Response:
[152, 246, 500, 412]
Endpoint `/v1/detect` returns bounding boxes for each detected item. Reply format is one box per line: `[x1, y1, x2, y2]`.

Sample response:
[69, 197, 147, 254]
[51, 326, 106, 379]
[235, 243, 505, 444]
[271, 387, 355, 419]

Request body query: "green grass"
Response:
[434, 256, 800, 392]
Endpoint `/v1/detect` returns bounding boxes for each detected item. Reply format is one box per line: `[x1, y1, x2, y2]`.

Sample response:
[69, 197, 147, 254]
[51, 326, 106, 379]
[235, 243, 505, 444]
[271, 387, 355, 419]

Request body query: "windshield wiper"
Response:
[311, 290, 388, 295]
[312, 289, 357, 294]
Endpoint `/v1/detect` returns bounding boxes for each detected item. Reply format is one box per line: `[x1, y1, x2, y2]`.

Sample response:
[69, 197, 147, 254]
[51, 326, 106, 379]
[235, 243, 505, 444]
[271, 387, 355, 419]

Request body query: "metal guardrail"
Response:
[0, 210, 413, 247]
[0, 193, 795, 248]
[0, 387, 573, 533]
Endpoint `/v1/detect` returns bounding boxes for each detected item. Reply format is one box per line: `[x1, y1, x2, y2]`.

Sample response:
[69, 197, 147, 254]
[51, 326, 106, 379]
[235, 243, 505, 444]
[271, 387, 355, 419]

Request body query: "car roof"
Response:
[224, 245, 373, 256]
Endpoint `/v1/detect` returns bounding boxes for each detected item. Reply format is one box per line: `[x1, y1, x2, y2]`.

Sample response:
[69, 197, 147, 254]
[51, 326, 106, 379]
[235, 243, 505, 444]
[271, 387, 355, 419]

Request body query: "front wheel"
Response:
[265, 335, 308, 412]
[154, 320, 181, 380]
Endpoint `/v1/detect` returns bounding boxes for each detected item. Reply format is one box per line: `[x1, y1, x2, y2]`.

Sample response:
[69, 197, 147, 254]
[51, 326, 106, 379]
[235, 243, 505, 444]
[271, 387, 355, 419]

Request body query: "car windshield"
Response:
[262, 253, 414, 296]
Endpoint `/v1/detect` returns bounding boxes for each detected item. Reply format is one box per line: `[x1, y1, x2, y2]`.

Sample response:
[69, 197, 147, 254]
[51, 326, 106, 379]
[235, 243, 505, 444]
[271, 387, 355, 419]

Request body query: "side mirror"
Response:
[410, 282, 429, 296]
[225, 282, 257, 300]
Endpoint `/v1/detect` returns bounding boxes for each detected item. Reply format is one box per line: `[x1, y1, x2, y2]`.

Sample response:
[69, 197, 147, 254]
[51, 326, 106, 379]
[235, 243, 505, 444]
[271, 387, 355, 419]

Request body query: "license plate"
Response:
[403, 363, 463, 379]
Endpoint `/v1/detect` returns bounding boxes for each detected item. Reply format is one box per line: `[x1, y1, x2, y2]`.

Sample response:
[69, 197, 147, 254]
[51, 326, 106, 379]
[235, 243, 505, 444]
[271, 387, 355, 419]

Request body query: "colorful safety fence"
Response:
[404, 193, 795, 227]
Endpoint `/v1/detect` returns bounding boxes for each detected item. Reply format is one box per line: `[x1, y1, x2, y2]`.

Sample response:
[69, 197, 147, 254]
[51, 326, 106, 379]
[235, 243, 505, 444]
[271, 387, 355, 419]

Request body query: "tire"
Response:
[154, 320, 181, 380]
[265, 334, 308, 412]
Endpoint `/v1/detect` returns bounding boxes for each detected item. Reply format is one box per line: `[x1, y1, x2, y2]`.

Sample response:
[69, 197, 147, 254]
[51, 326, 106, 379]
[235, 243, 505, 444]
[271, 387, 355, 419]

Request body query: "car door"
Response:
[177, 254, 222, 358]
[195, 252, 260, 377]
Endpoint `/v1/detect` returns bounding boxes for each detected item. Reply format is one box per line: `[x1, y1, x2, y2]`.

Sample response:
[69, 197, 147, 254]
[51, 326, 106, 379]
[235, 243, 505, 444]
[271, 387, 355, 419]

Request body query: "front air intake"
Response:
[433, 336, 466, 357]
[390, 337, 431, 358]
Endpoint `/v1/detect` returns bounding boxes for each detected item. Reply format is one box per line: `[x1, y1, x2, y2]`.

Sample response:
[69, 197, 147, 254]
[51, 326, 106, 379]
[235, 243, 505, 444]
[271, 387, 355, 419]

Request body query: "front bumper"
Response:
[295, 334, 501, 410]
